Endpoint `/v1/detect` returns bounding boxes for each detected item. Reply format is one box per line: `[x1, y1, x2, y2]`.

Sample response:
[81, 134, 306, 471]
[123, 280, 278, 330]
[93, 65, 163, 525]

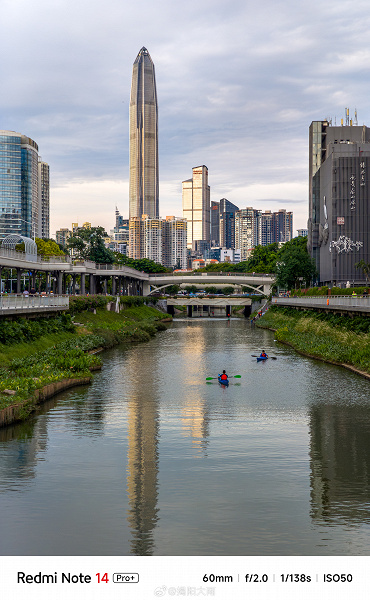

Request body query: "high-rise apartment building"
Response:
[55, 228, 71, 248]
[38, 159, 50, 239]
[0, 130, 45, 240]
[219, 198, 239, 249]
[162, 216, 187, 269]
[129, 47, 159, 220]
[260, 209, 292, 246]
[182, 165, 210, 249]
[235, 208, 257, 261]
[274, 209, 293, 244]
[308, 115, 370, 285]
[142, 215, 162, 264]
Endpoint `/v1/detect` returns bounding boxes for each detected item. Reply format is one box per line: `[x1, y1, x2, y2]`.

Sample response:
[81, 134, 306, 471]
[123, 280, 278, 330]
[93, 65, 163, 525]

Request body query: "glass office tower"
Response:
[129, 47, 159, 219]
[0, 131, 39, 240]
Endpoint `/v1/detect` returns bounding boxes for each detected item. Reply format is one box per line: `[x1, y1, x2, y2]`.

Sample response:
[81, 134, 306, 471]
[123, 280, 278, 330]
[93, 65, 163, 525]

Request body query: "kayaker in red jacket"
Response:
[220, 370, 228, 380]
[260, 351, 268, 358]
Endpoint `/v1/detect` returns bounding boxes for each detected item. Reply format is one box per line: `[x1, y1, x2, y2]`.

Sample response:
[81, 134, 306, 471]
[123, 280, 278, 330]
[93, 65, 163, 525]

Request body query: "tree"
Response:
[245, 243, 279, 273]
[355, 260, 370, 284]
[35, 238, 66, 257]
[67, 227, 115, 264]
[275, 238, 317, 289]
[15, 237, 66, 257]
[113, 253, 169, 273]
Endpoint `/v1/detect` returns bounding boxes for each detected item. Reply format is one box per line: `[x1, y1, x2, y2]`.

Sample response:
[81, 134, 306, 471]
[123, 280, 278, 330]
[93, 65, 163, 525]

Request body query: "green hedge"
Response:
[0, 314, 75, 345]
[68, 295, 115, 313]
[119, 296, 158, 307]
[258, 306, 370, 373]
[295, 286, 369, 296]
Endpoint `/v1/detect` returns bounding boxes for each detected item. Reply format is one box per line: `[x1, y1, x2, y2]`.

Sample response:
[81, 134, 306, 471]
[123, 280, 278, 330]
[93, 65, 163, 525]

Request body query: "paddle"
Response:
[206, 375, 241, 380]
[251, 355, 277, 360]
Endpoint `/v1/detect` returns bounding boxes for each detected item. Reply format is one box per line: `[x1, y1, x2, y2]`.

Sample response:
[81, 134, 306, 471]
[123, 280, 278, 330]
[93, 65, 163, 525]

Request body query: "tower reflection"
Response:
[125, 348, 160, 555]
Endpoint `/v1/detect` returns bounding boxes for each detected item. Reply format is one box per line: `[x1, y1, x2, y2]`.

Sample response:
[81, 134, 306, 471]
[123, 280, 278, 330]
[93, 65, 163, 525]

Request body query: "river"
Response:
[1, 318, 370, 556]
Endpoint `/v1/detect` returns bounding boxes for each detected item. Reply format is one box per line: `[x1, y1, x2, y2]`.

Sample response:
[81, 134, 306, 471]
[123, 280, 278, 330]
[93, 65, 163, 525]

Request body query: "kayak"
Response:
[257, 356, 268, 362]
[218, 376, 229, 386]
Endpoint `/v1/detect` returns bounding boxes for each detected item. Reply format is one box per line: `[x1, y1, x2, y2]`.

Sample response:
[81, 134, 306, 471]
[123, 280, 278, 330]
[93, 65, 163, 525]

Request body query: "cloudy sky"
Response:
[2, 0, 370, 238]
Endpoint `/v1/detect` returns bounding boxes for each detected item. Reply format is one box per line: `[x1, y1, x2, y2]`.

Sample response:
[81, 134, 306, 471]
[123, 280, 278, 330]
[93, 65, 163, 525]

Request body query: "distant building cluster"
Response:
[0, 130, 50, 240]
[182, 168, 293, 266]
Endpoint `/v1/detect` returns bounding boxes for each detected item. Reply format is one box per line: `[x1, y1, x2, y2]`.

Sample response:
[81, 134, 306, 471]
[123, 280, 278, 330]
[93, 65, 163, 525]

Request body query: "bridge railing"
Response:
[0, 247, 72, 264]
[272, 296, 370, 308]
[147, 272, 275, 278]
[0, 294, 69, 312]
[95, 263, 149, 277]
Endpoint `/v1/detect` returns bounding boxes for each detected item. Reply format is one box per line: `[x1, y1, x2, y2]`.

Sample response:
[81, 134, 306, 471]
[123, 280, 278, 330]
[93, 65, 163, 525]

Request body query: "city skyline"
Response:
[2, 0, 370, 238]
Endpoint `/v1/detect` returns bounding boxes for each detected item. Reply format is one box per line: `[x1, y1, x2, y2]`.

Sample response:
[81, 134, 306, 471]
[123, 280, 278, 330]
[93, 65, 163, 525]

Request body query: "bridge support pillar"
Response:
[80, 274, 86, 295]
[57, 271, 63, 295]
[89, 274, 95, 294]
[112, 276, 117, 296]
[103, 279, 107, 295]
[16, 268, 21, 294]
[142, 281, 150, 296]
[187, 305, 193, 317]
[31, 270, 36, 291]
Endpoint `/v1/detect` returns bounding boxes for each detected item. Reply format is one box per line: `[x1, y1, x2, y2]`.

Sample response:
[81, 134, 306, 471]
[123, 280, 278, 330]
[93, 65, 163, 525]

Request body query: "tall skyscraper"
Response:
[182, 165, 210, 249]
[219, 198, 239, 248]
[129, 47, 159, 220]
[210, 201, 220, 245]
[308, 114, 370, 285]
[0, 130, 47, 240]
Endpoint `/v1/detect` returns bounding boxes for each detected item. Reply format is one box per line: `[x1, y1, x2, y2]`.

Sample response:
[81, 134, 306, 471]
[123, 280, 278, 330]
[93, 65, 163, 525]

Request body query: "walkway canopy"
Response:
[2, 235, 37, 261]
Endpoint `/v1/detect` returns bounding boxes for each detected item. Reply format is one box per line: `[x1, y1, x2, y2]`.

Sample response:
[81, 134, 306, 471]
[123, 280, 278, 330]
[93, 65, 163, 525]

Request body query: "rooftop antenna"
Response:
[346, 107, 350, 126]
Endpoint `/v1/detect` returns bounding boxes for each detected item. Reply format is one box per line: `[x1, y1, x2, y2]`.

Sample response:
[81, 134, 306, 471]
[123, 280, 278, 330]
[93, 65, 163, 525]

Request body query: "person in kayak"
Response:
[260, 351, 268, 358]
[219, 370, 228, 380]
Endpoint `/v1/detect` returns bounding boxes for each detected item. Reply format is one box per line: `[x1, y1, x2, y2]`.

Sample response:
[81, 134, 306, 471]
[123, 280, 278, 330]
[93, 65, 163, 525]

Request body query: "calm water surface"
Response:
[1, 318, 370, 555]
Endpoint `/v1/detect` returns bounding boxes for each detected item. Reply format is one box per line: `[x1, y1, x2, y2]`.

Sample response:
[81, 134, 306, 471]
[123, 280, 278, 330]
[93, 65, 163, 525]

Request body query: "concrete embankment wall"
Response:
[0, 377, 91, 428]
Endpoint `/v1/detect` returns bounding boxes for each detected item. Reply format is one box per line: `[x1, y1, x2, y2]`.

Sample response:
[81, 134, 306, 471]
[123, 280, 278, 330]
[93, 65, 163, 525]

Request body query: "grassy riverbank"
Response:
[257, 306, 370, 376]
[0, 297, 170, 416]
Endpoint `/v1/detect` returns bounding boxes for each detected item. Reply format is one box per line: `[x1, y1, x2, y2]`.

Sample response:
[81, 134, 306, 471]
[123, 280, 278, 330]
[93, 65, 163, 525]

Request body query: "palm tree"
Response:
[355, 260, 370, 284]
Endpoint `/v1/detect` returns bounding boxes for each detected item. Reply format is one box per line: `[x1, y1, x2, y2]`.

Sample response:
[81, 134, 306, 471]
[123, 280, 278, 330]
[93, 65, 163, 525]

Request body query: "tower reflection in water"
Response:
[125, 323, 212, 554]
[309, 402, 370, 524]
[125, 347, 160, 555]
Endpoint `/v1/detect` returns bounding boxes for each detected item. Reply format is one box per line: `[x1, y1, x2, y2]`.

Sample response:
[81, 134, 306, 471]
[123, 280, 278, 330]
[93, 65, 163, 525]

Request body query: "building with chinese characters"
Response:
[308, 114, 370, 285]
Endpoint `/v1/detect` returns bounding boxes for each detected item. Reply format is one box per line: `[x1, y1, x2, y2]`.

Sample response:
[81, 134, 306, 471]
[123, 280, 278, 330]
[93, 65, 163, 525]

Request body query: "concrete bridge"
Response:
[0, 247, 275, 296]
[167, 296, 252, 317]
[146, 272, 274, 296]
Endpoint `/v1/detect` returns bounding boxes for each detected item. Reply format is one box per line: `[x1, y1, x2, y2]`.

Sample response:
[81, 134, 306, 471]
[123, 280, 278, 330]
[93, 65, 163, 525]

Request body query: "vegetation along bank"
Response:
[257, 305, 370, 380]
[0, 295, 170, 427]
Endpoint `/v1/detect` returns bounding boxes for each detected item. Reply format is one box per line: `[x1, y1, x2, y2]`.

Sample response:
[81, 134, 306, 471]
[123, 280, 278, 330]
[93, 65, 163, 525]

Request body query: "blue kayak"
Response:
[257, 356, 268, 362]
[218, 376, 229, 385]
